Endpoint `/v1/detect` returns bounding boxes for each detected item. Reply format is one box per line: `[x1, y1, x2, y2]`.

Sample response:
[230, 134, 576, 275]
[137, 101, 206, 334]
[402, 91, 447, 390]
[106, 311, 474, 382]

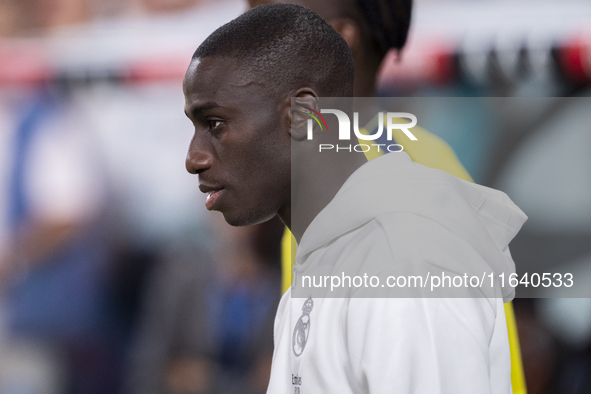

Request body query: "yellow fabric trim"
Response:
[505, 301, 527, 394]
[281, 229, 297, 292]
[358, 114, 473, 181]
[279, 115, 526, 393]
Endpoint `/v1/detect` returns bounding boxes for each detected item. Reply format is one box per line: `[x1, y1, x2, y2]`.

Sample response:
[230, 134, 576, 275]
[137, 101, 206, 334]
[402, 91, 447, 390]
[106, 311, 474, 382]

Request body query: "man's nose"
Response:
[185, 135, 213, 175]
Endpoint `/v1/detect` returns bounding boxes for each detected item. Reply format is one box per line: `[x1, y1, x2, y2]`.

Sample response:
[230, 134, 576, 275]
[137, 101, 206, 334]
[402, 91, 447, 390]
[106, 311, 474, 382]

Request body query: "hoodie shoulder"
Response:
[374, 211, 514, 300]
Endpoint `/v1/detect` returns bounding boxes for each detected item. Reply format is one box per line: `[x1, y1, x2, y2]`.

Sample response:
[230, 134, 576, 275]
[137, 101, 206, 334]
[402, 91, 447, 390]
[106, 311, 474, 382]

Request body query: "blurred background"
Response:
[0, 0, 589, 393]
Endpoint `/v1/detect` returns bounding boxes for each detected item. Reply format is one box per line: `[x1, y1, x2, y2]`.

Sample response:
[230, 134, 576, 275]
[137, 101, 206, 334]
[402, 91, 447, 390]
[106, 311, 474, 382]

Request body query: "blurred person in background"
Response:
[0, 0, 126, 393]
[126, 215, 282, 394]
[0, 89, 120, 394]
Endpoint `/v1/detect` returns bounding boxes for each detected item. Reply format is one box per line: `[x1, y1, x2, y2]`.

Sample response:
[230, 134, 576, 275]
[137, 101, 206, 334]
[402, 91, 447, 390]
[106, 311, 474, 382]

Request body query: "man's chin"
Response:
[221, 209, 278, 227]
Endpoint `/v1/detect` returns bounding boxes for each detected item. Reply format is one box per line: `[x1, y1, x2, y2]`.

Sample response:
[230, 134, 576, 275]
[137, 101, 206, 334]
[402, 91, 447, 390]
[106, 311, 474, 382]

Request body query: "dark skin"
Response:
[184, 57, 292, 228]
[184, 56, 365, 241]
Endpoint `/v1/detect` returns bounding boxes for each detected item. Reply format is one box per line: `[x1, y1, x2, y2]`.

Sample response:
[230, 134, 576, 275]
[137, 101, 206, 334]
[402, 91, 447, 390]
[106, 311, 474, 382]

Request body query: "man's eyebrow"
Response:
[186, 102, 220, 118]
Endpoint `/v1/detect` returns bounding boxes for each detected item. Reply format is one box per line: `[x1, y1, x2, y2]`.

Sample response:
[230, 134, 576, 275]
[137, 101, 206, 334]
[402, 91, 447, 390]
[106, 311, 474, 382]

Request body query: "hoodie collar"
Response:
[297, 152, 527, 265]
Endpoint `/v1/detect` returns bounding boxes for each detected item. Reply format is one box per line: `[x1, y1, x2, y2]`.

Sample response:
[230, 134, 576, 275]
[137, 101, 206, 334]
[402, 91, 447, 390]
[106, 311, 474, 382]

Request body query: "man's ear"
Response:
[330, 18, 360, 55]
[289, 90, 319, 142]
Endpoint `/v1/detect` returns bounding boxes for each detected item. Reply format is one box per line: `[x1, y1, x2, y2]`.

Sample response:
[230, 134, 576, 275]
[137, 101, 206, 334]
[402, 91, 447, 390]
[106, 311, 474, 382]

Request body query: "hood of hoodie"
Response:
[296, 152, 527, 301]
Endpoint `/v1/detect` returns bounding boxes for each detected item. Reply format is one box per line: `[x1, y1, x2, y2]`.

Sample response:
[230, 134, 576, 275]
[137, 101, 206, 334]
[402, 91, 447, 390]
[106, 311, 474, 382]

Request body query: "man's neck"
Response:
[353, 53, 381, 97]
[286, 153, 367, 243]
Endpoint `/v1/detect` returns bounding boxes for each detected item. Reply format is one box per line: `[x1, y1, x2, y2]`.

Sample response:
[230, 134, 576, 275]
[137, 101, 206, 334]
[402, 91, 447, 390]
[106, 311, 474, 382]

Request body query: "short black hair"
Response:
[192, 3, 354, 97]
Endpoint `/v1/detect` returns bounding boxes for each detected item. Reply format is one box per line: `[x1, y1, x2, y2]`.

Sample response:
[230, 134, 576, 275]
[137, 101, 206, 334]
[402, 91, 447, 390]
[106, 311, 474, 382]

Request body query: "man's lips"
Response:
[205, 189, 224, 210]
[199, 184, 225, 210]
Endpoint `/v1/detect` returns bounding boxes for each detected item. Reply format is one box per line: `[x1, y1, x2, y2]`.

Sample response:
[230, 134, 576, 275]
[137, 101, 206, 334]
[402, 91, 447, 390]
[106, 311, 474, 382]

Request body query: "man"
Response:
[184, 4, 526, 392]
[246, 1, 526, 390]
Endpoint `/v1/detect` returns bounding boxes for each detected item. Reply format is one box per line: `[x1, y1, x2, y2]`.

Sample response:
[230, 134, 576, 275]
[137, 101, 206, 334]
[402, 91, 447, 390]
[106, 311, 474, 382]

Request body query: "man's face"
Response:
[183, 56, 291, 226]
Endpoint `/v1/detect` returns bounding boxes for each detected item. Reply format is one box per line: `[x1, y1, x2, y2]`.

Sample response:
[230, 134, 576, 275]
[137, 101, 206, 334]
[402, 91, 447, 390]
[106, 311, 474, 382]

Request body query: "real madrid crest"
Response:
[292, 297, 313, 357]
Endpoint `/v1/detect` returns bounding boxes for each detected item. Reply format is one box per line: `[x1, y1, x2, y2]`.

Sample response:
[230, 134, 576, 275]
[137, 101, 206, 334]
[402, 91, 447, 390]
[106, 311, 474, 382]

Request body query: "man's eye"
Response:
[208, 120, 223, 129]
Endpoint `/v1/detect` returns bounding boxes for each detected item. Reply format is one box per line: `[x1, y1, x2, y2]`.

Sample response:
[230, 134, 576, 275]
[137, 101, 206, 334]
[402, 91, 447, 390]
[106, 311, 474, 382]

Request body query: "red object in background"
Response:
[0, 33, 589, 88]
[377, 37, 455, 90]
[559, 35, 591, 83]
[0, 39, 52, 86]
[126, 55, 187, 83]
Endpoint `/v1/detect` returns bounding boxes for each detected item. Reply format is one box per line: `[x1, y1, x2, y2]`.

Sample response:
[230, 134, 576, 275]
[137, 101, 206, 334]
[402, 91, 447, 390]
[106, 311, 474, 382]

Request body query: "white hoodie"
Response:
[266, 152, 527, 394]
